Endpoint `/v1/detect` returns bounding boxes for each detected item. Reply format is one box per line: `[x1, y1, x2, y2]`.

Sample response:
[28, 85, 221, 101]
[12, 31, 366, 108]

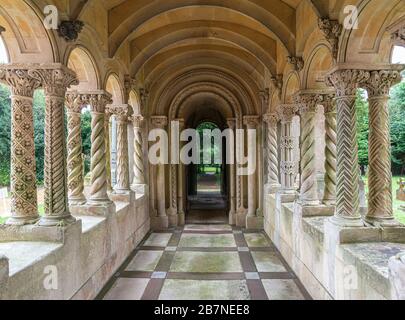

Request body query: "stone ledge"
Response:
[389, 252, 405, 300]
[71, 202, 116, 217]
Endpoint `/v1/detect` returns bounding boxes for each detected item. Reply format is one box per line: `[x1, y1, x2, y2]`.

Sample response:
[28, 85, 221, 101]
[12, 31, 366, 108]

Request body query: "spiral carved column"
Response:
[131, 115, 146, 193]
[36, 67, 78, 226]
[105, 109, 113, 192]
[227, 118, 237, 224]
[322, 95, 337, 206]
[84, 92, 113, 206]
[0, 66, 41, 225]
[363, 69, 403, 226]
[263, 113, 280, 193]
[326, 69, 370, 227]
[176, 119, 186, 225]
[277, 105, 298, 194]
[109, 105, 131, 194]
[66, 92, 86, 206]
[296, 93, 321, 206]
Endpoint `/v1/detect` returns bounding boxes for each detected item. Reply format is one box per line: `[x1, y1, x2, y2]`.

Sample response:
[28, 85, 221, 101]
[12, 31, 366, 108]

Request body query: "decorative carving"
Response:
[326, 69, 370, 97]
[391, 25, 405, 46]
[263, 113, 280, 188]
[259, 88, 270, 108]
[271, 74, 283, 100]
[58, 20, 84, 42]
[151, 116, 168, 128]
[131, 115, 145, 187]
[362, 70, 402, 96]
[277, 104, 298, 122]
[66, 92, 86, 205]
[243, 115, 260, 129]
[287, 56, 304, 72]
[318, 18, 342, 61]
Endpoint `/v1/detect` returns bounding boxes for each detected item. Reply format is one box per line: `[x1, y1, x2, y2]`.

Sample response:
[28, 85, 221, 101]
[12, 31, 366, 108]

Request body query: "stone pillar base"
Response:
[246, 216, 264, 230]
[38, 214, 76, 227]
[5, 215, 40, 226]
[277, 191, 297, 204]
[68, 197, 87, 206]
[167, 209, 178, 227]
[178, 212, 186, 226]
[110, 191, 133, 203]
[151, 216, 169, 230]
[265, 183, 281, 195]
[236, 211, 247, 228]
[131, 184, 147, 195]
[229, 210, 237, 225]
[73, 202, 116, 217]
[365, 216, 402, 228]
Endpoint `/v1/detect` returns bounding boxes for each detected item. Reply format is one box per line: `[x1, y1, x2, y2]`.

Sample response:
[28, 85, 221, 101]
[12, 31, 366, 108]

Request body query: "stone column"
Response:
[151, 116, 169, 229]
[66, 92, 86, 206]
[243, 116, 262, 229]
[263, 113, 280, 193]
[277, 105, 298, 195]
[0, 66, 41, 225]
[131, 115, 146, 194]
[84, 91, 113, 206]
[176, 119, 186, 225]
[326, 69, 369, 227]
[295, 92, 321, 206]
[363, 68, 403, 226]
[105, 109, 113, 192]
[109, 105, 132, 194]
[227, 118, 237, 225]
[322, 94, 337, 206]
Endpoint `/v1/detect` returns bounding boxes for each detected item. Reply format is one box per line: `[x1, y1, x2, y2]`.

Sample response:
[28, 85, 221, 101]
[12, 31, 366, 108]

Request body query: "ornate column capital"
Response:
[131, 115, 145, 128]
[294, 91, 323, 114]
[0, 64, 42, 96]
[108, 104, 133, 120]
[388, 19, 405, 47]
[66, 91, 87, 113]
[277, 104, 298, 122]
[243, 115, 260, 129]
[318, 18, 342, 61]
[320, 93, 336, 114]
[362, 69, 403, 96]
[263, 113, 278, 125]
[31, 64, 78, 97]
[80, 90, 113, 113]
[151, 116, 168, 129]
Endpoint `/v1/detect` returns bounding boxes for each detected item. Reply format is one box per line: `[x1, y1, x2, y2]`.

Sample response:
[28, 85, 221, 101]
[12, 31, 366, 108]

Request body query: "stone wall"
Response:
[0, 195, 150, 300]
[264, 193, 405, 300]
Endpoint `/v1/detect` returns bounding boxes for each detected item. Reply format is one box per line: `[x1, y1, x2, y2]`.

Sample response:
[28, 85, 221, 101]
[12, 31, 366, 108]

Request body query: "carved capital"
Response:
[362, 70, 403, 96]
[0, 65, 42, 96]
[80, 91, 112, 113]
[131, 115, 145, 128]
[108, 104, 133, 120]
[294, 92, 322, 114]
[66, 91, 87, 113]
[151, 116, 167, 128]
[277, 104, 298, 121]
[33, 66, 78, 97]
[263, 113, 278, 125]
[318, 18, 342, 60]
[321, 93, 337, 113]
[326, 69, 370, 97]
[243, 115, 260, 128]
[287, 56, 304, 72]
[391, 25, 405, 47]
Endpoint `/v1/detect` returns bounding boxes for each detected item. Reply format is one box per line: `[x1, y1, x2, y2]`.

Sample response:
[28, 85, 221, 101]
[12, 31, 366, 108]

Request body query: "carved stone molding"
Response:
[389, 20, 405, 47]
[108, 104, 133, 120]
[271, 74, 283, 100]
[80, 91, 113, 113]
[318, 18, 342, 61]
[294, 92, 322, 115]
[263, 113, 278, 126]
[58, 20, 84, 42]
[243, 115, 260, 129]
[131, 115, 145, 128]
[277, 104, 298, 122]
[287, 56, 304, 72]
[362, 70, 402, 96]
[151, 116, 168, 128]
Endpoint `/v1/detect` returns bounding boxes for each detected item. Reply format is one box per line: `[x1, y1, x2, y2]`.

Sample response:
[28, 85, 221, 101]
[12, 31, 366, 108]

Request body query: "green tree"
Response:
[33, 90, 45, 184]
[356, 89, 369, 175]
[389, 81, 405, 175]
[81, 109, 92, 175]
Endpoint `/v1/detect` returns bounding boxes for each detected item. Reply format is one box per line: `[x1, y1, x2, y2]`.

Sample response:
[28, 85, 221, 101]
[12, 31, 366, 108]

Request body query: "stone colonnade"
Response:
[0, 64, 146, 226]
[264, 63, 404, 229]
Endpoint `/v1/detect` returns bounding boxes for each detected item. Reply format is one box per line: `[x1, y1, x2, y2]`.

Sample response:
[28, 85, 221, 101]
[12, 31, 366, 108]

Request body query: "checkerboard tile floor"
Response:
[97, 224, 311, 300]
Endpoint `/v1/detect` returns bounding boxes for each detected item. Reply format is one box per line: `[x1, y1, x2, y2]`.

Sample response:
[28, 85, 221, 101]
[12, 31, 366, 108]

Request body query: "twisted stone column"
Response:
[363, 69, 403, 226]
[322, 95, 337, 205]
[35, 66, 78, 226]
[243, 116, 260, 217]
[109, 105, 132, 194]
[131, 115, 146, 193]
[277, 105, 298, 194]
[0, 66, 41, 225]
[263, 113, 280, 193]
[105, 109, 112, 192]
[326, 69, 370, 227]
[176, 119, 186, 225]
[83, 91, 113, 206]
[227, 118, 237, 224]
[295, 93, 321, 206]
[66, 92, 86, 206]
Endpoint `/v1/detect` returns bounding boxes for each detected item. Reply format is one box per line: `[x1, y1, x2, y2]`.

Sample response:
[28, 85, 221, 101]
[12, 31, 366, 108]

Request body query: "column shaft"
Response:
[131, 115, 146, 192]
[263, 114, 280, 192]
[227, 119, 236, 224]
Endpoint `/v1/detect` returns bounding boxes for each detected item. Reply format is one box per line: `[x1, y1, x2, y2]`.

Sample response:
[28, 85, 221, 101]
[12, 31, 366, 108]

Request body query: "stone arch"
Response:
[283, 72, 301, 103]
[304, 44, 333, 89]
[67, 46, 100, 91]
[105, 73, 124, 105]
[0, 0, 56, 63]
[129, 90, 141, 115]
